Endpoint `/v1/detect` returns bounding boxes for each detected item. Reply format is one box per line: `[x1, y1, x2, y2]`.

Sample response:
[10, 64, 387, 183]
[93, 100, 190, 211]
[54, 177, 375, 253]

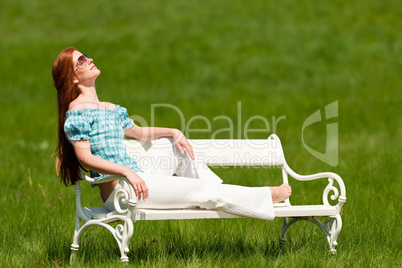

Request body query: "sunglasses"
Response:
[75, 53, 91, 70]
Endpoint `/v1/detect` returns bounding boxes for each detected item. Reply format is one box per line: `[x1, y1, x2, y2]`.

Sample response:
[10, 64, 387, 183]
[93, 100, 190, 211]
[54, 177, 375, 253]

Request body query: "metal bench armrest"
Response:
[284, 164, 346, 209]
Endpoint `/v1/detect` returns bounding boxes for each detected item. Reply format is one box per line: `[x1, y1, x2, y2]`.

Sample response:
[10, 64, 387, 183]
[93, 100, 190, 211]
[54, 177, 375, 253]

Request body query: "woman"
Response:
[53, 47, 291, 220]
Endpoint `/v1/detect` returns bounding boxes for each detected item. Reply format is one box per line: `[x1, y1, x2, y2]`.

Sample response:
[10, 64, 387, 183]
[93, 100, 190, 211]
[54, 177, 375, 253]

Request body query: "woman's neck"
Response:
[77, 85, 100, 104]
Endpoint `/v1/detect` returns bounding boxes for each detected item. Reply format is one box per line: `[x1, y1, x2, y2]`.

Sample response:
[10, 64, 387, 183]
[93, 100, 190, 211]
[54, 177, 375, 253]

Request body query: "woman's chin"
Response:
[94, 69, 101, 78]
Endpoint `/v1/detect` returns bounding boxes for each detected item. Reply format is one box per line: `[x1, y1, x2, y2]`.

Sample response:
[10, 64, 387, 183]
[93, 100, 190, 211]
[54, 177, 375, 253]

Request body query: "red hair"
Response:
[52, 47, 86, 186]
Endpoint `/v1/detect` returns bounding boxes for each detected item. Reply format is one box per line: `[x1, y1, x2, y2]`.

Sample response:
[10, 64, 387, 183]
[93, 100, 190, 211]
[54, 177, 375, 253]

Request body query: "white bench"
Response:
[70, 134, 346, 263]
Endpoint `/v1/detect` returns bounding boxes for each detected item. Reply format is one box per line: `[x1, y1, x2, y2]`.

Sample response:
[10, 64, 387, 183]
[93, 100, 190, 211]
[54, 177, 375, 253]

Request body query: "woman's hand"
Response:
[172, 129, 195, 160]
[125, 170, 149, 201]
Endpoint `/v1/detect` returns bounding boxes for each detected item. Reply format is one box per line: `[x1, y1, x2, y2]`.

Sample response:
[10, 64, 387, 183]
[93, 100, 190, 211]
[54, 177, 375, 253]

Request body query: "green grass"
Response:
[0, 0, 401, 267]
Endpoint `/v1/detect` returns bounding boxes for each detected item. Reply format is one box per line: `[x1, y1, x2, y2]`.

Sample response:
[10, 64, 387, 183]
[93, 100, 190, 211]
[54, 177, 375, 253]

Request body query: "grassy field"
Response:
[0, 0, 401, 267]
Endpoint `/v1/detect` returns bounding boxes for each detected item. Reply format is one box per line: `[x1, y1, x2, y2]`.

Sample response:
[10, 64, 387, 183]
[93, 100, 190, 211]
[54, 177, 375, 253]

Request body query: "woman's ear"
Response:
[73, 76, 79, 84]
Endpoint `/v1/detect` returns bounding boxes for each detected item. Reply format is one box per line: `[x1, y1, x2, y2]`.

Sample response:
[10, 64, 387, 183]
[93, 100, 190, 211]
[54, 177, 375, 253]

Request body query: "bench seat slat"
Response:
[84, 205, 339, 221]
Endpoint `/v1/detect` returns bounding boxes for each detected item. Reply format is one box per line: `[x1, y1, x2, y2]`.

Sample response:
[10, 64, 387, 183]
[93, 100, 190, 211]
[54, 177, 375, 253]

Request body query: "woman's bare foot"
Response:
[270, 184, 292, 204]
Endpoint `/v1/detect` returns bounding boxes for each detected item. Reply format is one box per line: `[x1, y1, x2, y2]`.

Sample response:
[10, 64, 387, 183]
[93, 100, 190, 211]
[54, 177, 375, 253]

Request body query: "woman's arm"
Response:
[124, 125, 194, 160]
[72, 140, 148, 200]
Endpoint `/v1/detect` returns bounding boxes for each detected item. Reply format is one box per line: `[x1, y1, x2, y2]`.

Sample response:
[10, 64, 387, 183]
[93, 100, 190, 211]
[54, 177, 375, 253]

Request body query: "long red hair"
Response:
[52, 47, 86, 186]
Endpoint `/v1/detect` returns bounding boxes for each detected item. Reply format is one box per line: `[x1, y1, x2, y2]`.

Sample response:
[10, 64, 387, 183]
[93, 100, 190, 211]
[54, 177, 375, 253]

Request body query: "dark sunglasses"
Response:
[75, 53, 91, 70]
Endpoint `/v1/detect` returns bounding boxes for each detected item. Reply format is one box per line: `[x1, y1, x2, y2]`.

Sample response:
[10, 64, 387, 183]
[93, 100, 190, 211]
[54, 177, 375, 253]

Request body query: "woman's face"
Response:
[72, 50, 101, 85]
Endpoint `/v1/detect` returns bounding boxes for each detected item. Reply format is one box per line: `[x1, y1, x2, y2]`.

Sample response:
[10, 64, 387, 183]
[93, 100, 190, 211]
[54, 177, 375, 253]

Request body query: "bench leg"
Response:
[279, 214, 342, 253]
[279, 217, 300, 245]
[327, 214, 342, 254]
[69, 215, 135, 263]
[69, 215, 82, 265]
[116, 218, 135, 262]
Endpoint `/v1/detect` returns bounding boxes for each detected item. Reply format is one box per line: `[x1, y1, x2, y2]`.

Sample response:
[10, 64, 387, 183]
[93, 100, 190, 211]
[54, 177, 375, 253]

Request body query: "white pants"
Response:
[103, 138, 274, 220]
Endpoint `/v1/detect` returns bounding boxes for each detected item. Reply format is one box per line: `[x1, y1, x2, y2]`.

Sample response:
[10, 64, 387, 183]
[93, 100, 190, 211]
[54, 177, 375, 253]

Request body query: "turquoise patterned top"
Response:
[64, 105, 142, 181]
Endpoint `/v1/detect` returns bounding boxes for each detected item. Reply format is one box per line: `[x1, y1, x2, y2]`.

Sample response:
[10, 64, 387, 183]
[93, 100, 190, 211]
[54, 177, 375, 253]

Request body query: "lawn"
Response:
[0, 0, 401, 267]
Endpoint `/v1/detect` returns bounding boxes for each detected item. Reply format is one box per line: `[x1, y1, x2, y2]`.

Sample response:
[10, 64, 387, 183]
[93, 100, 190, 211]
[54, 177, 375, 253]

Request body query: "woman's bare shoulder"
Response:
[68, 99, 101, 111]
[67, 99, 116, 111]
[101, 102, 116, 110]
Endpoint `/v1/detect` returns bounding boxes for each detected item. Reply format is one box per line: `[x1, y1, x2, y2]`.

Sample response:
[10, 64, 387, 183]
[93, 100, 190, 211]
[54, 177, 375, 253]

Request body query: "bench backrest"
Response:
[123, 134, 286, 167]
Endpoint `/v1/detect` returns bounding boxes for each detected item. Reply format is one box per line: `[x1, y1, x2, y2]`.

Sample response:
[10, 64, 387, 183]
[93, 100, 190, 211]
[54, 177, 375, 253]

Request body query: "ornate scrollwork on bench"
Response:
[113, 180, 138, 214]
[323, 178, 340, 206]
